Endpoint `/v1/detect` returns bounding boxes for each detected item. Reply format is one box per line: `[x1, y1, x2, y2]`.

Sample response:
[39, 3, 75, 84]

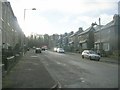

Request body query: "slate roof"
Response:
[94, 25, 104, 32]
[94, 20, 115, 33]
[78, 26, 94, 36]
[101, 20, 114, 30]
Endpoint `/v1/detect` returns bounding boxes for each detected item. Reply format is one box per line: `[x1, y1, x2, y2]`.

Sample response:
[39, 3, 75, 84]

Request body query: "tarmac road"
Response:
[38, 50, 118, 88]
[2, 50, 118, 88]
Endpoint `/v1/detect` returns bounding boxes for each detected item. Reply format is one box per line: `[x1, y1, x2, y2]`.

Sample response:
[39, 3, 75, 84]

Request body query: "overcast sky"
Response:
[7, 0, 119, 36]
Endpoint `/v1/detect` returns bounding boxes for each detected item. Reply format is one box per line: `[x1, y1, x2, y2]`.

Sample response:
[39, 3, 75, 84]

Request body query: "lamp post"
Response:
[23, 8, 36, 55]
[24, 8, 36, 21]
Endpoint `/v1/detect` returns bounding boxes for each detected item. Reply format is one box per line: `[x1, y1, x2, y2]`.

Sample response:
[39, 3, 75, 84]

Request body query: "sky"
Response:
[7, 0, 119, 36]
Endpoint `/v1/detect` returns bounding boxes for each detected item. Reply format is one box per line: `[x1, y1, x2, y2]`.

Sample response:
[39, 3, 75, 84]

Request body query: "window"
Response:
[103, 43, 110, 51]
[82, 43, 87, 49]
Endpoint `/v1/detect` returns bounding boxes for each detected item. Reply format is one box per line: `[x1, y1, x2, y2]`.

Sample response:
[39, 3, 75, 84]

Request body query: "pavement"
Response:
[2, 50, 59, 88]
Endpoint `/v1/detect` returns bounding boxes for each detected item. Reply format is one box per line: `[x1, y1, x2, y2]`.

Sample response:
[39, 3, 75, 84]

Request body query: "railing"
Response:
[2, 51, 23, 77]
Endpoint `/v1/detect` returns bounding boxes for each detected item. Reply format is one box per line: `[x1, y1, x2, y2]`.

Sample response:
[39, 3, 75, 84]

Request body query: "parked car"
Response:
[54, 47, 57, 52]
[41, 47, 45, 51]
[57, 48, 65, 53]
[33, 46, 36, 49]
[35, 48, 41, 53]
[42, 46, 48, 51]
[82, 50, 100, 61]
[27, 48, 30, 51]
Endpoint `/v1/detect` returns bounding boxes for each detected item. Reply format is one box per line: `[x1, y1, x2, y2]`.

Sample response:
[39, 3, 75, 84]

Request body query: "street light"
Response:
[23, 8, 36, 55]
[24, 8, 36, 21]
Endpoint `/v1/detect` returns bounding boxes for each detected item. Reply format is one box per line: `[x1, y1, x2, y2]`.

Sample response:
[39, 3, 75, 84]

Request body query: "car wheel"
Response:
[89, 56, 92, 60]
[82, 55, 84, 58]
[97, 59, 100, 61]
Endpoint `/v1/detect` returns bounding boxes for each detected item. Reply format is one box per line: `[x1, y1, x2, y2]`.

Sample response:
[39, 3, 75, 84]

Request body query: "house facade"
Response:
[2, 1, 24, 55]
[0, 0, 2, 49]
[48, 34, 59, 49]
[68, 31, 74, 51]
[0, 0, 2, 68]
[68, 28, 83, 52]
[94, 14, 120, 55]
[78, 25, 95, 52]
[62, 33, 69, 51]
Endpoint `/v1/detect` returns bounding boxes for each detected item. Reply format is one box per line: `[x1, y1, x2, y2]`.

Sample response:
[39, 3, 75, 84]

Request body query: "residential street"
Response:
[1, 0, 120, 89]
[38, 50, 118, 88]
[3, 49, 118, 88]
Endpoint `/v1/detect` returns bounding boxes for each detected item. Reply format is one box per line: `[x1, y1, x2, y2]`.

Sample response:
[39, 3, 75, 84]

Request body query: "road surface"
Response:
[37, 50, 118, 88]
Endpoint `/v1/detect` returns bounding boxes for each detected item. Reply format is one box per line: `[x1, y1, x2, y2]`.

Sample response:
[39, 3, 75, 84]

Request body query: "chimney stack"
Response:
[99, 18, 101, 25]
[79, 27, 83, 32]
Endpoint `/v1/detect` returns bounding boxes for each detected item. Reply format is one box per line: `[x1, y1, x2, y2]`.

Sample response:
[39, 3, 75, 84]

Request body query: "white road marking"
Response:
[79, 77, 85, 83]
[56, 61, 66, 66]
[56, 62, 61, 64]
[81, 80, 85, 83]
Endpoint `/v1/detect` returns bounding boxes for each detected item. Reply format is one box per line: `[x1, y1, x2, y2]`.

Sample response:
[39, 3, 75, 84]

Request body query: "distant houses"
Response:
[27, 14, 119, 57]
[51, 14, 120, 56]
[2, 0, 119, 57]
[67, 28, 83, 52]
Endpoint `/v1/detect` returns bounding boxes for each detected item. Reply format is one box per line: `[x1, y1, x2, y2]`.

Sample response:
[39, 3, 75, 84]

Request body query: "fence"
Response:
[2, 50, 23, 77]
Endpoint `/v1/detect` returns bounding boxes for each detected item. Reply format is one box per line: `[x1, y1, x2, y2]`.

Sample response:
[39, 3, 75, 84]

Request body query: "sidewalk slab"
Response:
[2, 50, 57, 88]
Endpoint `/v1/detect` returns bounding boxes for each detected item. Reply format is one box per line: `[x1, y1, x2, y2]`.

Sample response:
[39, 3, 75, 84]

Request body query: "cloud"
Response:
[32, 0, 118, 15]
[58, 16, 70, 23]
[8, 0, 119, 35]
[99, 14, 113, 25]
[74, 13, 113, 30]
[9, 0, 118, 14]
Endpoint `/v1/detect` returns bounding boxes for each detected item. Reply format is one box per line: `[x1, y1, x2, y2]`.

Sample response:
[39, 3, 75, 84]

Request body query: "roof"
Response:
[69, 33, 76, 37]
[94, 25, 104, 32]
[3, 2, 16, 19]
[69, 29, 83, 37]
[69, 41, 74, 44]
[101, 20, 114, 30]
[78, 26, 94, 36]
[94, 20, 115, 33]
[79, 39, 87, 43]
[63, 35, 68, 39]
